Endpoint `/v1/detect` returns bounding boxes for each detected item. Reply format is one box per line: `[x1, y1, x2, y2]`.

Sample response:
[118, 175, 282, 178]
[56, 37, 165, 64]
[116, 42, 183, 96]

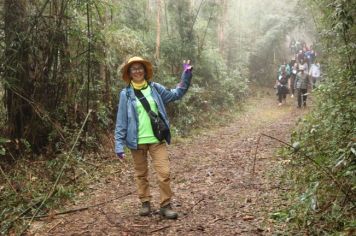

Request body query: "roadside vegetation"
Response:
[276, 1, 356, 234]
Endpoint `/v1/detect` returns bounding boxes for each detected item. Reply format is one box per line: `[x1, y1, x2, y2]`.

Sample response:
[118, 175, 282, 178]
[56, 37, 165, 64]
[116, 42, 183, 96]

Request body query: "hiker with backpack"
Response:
[276, 64, 290, 106]
[309, 60, 321, 90]
[295, 64, 310, 108]
[114, 56, 193, 219]
[305, 45, 317, 68]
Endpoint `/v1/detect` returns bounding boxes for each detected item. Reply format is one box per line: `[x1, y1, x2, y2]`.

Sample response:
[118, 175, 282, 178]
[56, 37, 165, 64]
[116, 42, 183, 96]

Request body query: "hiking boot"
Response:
[139, 201, 151, 216]
[160, 204, 178, 219]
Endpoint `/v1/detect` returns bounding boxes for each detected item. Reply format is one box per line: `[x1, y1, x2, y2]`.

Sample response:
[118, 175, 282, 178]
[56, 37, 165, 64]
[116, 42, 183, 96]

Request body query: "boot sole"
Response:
[139, 212, 151, 216]
[159, 212, 178, 219]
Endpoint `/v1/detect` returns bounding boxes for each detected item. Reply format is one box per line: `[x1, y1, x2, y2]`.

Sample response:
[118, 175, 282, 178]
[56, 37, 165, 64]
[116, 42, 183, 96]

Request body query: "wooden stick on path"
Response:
[24, 191, 134, 219]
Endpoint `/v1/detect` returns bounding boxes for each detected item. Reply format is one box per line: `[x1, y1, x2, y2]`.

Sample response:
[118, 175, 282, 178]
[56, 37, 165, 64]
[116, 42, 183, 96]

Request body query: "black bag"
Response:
[134, 89, 169, 141]
[147, 110, 169, 141]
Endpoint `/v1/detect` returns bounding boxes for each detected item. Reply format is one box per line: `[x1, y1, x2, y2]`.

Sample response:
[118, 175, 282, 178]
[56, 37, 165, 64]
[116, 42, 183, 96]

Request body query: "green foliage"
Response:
[0, 0, 253, 156]
[249, 15, 297, 86]
[0, 137, 10, 156]
[116, 0, 150, 32]
[283, 0, 356, 234]
[0, 0, 250, 230]
[158, 47, 248, 136]
[168, 0, 195, 44]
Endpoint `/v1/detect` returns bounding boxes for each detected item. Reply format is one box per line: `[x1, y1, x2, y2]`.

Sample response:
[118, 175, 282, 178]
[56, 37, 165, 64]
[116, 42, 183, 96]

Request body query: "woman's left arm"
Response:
[154, 62, 193, 104]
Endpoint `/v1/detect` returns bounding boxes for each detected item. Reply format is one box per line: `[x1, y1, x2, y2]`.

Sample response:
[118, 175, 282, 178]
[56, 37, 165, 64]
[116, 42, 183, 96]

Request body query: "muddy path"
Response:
[29, 91, 308, 235]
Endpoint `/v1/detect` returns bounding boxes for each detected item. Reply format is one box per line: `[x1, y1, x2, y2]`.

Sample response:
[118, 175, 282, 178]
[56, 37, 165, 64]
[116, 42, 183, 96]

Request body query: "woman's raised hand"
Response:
[183, 60, 193, 72]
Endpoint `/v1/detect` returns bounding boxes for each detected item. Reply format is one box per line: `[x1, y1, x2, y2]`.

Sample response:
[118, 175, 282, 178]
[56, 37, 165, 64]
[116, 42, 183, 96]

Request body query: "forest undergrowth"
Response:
[0, 87, 249, 235]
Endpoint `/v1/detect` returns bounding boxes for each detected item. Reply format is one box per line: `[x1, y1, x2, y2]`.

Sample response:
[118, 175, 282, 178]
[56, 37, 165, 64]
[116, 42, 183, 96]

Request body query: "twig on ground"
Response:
[150, 225, 171, 233]
[191, 197, 205, 210]
[47, 220, 63, 233]
[209, 217, 224, 224]
[251, 135, 262, 177]
[131, 224, 150, 227]
[180, 196, 206, 220]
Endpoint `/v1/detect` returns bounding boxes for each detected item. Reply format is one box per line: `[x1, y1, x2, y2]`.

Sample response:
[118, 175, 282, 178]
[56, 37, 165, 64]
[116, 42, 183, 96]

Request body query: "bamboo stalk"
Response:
[19, 110, 93, 235]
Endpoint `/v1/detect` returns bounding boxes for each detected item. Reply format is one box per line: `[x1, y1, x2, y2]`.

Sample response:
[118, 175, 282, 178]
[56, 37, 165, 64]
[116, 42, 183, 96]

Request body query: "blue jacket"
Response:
[115, 70, 192, 153]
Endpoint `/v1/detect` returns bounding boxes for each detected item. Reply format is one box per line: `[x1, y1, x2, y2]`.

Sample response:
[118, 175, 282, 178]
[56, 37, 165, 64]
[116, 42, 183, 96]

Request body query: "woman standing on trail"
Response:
[114, 56, 193, 219]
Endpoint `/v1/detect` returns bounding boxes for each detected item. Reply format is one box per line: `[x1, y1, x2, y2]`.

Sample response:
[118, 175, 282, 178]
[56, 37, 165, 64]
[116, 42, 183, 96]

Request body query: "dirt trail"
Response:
[30, 91, 307, 236]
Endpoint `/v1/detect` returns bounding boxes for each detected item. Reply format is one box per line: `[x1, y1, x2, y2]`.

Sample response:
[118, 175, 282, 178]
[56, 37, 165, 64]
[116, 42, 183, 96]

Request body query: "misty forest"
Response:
[0, 0, 355, 235]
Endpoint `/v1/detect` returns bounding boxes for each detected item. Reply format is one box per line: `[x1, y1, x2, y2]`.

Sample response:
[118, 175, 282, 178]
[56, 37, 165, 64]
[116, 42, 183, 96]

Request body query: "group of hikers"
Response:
[276, 39, 321, 108]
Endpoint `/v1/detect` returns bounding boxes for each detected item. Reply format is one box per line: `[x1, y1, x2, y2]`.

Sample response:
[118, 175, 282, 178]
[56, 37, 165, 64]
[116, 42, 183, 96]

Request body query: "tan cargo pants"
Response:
[130, 143, 172, 207]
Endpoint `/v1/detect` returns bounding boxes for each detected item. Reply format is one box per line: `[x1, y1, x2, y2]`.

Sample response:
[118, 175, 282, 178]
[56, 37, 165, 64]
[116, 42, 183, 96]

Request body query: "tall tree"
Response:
[155, 0, 161, 59]
[217, 0, 227, 55]
[3, 0, 71, 151]
[3, 0, 30, 141]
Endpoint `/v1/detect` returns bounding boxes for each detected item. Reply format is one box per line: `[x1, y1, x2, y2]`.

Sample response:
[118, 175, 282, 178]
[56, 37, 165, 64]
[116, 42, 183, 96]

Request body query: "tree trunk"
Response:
[99, 44, 110, 104]
[163, 0, 170, 37]
[218, 0, 227, 55]
[4, 0, 31, 140]
[155, 0, 161, 60]
[4, 0, 70, 152]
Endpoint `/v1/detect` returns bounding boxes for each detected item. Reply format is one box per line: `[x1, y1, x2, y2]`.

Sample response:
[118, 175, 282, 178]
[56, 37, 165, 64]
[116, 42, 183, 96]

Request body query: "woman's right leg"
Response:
[131, 145, 151, 203]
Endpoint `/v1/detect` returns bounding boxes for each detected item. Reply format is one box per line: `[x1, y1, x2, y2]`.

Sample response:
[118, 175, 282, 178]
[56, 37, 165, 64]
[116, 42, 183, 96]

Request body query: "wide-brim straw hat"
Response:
[121, 56, 153, 83]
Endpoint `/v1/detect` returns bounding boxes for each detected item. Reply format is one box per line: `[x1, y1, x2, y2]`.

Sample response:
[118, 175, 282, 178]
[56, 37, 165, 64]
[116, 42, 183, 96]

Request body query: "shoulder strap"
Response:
[134, 89, 152, 114]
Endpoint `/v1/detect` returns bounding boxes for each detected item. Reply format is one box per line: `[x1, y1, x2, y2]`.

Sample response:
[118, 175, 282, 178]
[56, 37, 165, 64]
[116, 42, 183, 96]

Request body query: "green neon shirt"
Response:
[136, 86, 160, 144]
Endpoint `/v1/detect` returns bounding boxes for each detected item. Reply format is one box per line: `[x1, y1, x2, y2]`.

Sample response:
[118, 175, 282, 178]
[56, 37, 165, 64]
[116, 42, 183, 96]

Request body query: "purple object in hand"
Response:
[183, 60, 193, 72]
[117, 152, 125, 159]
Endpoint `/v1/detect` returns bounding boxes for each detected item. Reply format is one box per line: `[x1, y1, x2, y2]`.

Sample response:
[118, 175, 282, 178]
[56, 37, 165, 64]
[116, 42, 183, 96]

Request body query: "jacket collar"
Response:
[126, 82, 154, 100]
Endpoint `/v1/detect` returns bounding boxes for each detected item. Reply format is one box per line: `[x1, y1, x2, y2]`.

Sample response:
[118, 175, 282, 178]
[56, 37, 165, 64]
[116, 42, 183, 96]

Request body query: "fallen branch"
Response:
[23, 191, 133, 219]
[260, 133, 293, 148]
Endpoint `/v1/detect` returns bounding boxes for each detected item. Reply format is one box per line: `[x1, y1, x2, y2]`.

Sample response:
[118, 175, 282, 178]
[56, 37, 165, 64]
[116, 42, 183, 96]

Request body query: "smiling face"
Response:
[129, 62, 145, 83]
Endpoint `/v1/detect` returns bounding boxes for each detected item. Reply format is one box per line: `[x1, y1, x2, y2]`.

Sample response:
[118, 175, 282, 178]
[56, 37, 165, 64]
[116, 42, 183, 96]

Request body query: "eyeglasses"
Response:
[130, 67, 144, 73]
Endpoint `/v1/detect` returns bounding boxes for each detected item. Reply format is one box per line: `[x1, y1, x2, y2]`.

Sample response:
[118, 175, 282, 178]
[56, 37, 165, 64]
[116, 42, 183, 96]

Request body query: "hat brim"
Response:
[121, 58, 153, 83]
